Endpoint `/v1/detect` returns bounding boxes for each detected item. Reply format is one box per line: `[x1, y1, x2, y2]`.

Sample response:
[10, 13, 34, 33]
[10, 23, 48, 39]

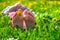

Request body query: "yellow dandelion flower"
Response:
[32, 2, 37, 4]
[2, 2, 6, 7]
[55, 10, 60, 13]
[59, 10, 60, 12]
[52, 18, 57, 22]
[0, 12, 2, 14]
[55, 10, 59, 12]
[28, 2, 37, 8]
[40, 1, 45, 5]
[57, 1, 60, 5]
[18, 0, 22, 2]
[28, 2, 33, 8]
[49, 1, 54, 6]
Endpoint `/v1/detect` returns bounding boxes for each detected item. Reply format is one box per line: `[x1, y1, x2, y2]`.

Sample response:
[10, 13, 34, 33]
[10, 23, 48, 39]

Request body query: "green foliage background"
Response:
[0, 0, 60, 40]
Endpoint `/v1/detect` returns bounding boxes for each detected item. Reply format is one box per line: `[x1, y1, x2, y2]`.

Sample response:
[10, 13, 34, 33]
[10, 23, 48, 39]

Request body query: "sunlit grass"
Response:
[0, 0, 60, 40]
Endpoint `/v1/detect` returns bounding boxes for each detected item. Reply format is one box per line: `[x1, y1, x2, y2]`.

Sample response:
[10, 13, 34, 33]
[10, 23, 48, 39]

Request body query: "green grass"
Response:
[0, 0, 60, 40]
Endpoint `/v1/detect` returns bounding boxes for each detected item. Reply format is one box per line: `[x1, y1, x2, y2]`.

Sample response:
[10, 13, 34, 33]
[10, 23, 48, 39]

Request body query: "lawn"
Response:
[0, 0, 60, 40]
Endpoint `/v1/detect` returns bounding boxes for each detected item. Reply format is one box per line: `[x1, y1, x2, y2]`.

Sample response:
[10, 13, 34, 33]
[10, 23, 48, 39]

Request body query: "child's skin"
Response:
[2, 3, 35, 30]
[9, 9, 35, 30]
